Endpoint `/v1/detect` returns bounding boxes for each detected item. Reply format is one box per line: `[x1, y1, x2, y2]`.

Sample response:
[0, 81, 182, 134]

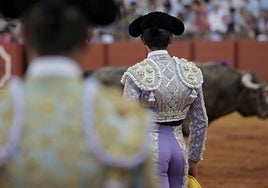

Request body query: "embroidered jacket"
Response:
[0, 56, 158, 187]
[121, 50, 208, 162]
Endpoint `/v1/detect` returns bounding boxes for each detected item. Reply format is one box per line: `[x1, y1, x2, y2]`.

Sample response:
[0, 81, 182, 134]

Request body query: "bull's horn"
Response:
[241, 73, 261, 90]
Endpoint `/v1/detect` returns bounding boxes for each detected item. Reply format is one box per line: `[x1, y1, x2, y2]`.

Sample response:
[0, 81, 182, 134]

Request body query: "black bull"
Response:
[84, 62, 268, 136]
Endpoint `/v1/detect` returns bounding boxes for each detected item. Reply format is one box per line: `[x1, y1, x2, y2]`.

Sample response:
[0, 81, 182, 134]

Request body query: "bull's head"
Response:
[237, 73, 268, 119]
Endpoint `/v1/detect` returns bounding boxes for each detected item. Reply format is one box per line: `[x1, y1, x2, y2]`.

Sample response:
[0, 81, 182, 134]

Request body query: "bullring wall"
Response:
[0, 40, 268, 83]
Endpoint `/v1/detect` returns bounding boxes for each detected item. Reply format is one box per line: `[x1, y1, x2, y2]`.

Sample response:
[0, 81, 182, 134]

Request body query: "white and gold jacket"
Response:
[0, 56, 158, 188]
[121, 50, 208, 163]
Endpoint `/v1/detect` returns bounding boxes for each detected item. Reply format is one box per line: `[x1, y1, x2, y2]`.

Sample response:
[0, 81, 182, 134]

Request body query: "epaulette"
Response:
[120, 58, 161, 91]
[173, 57, 203, 89]
[0, 77, 24, 166]
[83, 78, 151, 168]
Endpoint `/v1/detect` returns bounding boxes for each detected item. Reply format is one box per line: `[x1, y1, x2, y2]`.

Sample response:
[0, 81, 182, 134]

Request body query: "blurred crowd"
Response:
[1, 0, 268, 44]
[0, 17, 23, 44]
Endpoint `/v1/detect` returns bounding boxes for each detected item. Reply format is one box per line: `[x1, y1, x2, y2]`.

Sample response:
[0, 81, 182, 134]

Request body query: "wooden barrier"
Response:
[237, 40, 268, 83]
[0, 43, 24, 78]
[1, 41, 268, 84]
[169, 40, 192, 60]
[106, 41, 146, 67]
[192, 40, 236, 67]
[82, 43, 106, 71]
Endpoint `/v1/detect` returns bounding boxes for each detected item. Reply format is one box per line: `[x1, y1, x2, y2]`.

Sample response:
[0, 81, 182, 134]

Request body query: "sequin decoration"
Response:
[121, 59, 161, 91]
[174, 57, 203, 88]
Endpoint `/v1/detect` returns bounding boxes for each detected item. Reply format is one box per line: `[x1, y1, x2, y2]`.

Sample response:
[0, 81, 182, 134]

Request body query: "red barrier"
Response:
[2, 41, 268, 84]
[0, 43, 24, 78]
[237, 40, 268, 83]
[169, 40, 192, 60]
[192, 40, 236, 67]
[106, 41, 146, 67]
[82, 43, 106, 71]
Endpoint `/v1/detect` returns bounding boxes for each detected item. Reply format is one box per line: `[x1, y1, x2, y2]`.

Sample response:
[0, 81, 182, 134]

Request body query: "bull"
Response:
[84, 62, 268, 136]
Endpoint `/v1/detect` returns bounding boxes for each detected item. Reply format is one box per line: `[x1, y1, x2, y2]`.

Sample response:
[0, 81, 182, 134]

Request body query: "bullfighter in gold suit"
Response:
[0, 0, 158, 187]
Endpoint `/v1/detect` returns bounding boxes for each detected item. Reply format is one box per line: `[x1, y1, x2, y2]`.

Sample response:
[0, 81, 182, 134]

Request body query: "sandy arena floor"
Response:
[197, 112, 268, 188]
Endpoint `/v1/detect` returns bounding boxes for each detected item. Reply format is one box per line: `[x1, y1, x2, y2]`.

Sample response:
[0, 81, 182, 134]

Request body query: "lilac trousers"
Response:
[157, 125, 185, 188]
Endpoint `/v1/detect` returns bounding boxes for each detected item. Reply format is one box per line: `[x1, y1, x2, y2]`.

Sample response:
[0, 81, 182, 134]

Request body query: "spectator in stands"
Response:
[257, 7, 268, 41]
[207, 1, 228, 34]
[191, 0, 210, 39]
[240, 8, 259, 39]
[0, 26, 11, 43]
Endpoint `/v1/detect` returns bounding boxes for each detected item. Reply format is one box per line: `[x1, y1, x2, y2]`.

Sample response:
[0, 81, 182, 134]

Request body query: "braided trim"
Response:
[173, 57, 203, 89]
[121, 58, 162, 91]
[0, 45, 11, 87]
[83, 77, 152, 168]
[0, 77, 24, 166]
